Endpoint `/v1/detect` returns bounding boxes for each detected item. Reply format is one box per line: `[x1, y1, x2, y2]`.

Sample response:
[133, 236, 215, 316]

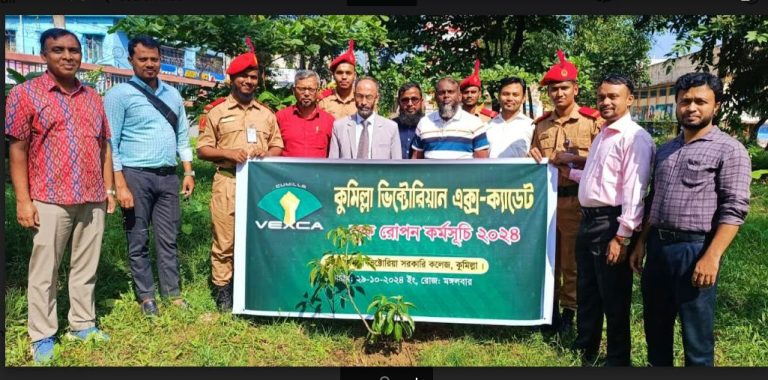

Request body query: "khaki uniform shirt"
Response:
[469, 104, 495, 123]
[318, 90, 357, 120]
[197, 95, 284, 169]
[531, 104, 602, 187]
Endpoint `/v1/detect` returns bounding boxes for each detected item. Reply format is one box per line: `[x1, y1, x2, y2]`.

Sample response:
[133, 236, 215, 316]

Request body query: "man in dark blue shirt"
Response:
[392, 82, 425, 159]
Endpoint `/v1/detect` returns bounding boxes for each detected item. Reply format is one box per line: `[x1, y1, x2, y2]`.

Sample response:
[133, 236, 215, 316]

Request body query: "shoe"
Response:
[141, 299, 159, 317]
[65, 326, 110, 342]
[559, 308, 575, 335]
[215, 284, 233, 312]
[31, 336, 55, 363]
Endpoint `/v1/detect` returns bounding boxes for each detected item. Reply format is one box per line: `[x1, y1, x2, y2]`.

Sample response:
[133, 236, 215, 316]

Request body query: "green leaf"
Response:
[181, 223, 193, 235]
[394, 323, 402, 341]
[6, 68, 27, 84]
[752, 169, 768, 180]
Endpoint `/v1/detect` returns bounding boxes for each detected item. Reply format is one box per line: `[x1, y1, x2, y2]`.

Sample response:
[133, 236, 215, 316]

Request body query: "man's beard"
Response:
[358, 106, 373, 119]
[678, 114, 713, 131]
[438, 102, 459, 120]
[398, 111, 424, 127]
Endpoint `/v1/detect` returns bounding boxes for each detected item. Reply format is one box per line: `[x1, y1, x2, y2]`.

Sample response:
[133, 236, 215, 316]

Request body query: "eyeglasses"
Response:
[399, 97, 422, 104]
[354, 94, 376, 102]
[295, 87, 318, 94]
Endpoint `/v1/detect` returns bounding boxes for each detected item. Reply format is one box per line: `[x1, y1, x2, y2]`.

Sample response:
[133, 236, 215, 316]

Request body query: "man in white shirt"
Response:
[328, 76, 400, 159]
[486, 77, 535, 158]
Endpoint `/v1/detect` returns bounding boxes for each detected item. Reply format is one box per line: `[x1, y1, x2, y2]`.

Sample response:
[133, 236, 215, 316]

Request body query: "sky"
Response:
[649, 31, 677, 60]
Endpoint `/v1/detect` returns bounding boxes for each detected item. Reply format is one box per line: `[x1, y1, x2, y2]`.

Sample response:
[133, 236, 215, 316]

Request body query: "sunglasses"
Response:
[399, 97, 422, 104]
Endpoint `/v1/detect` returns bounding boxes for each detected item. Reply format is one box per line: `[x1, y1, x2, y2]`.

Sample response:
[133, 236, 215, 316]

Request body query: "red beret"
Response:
[540, 49, 578, 86]
[459, 59, 482, 90]
[329, 40, 356, 71]
[227, 36, 259, 76]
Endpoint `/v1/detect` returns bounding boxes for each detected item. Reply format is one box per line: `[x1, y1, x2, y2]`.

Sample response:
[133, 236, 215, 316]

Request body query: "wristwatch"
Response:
[184, 170, 196, 177]
[615, 235, 631, 247]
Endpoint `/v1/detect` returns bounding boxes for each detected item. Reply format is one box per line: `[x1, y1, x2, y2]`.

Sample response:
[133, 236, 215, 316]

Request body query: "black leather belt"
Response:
[217, 167, 235, 178]
[581, 205, 621, 218]
[654, 227, 707, 243]
[558, 186, 579, 198]
[123, 166, 176, 176]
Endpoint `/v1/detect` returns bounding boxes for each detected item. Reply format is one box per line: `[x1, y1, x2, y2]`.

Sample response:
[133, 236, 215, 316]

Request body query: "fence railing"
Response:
[5, 52, 215, 93]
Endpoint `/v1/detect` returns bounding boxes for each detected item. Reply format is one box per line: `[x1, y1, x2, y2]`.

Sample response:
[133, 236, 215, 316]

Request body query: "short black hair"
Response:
[674, 72, 724, 103]
[128, 36, 161, 57]
[40, 28, 81, 53]
[600, 74, 635, 95]
[497, 76, 527, 95]
[397, 82, 423, 99]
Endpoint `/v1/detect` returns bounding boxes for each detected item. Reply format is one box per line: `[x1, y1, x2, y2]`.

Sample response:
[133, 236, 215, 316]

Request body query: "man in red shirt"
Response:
[5, 28, 114, 363]
[276, 70, 335, 158]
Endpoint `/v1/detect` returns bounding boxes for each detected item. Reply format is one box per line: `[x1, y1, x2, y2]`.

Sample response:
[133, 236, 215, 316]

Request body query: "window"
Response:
[161, 46, 185, 67]
[638, 90, 647, 99]
[84, 34, 104, 62]
[659, 87, 667, 97]
[5, 30, 16, 52]
[196, 53, 224, 73]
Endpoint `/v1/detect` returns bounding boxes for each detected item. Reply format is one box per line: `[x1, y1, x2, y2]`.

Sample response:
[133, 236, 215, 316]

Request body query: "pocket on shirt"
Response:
[681, 159, 716, 187]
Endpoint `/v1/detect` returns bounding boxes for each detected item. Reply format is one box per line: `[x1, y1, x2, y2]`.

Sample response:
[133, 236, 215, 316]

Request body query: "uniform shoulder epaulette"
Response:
[578, 106, 600, 119]
[479, 108, 498, 118]
[198, 97, 228, 132]
[317, 88, 334, 100]
[206, 97, 227, 111]
[534, 111, 552, 124]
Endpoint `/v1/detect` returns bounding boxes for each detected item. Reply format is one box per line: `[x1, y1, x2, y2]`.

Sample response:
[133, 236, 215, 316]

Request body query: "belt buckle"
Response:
[658, 229, 674, 241]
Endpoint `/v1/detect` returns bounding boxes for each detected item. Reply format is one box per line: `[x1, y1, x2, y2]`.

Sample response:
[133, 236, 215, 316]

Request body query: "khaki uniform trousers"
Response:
[210, 171, 236, 287]
[555, 195, 581, 311]
[28, 201, 105, 342]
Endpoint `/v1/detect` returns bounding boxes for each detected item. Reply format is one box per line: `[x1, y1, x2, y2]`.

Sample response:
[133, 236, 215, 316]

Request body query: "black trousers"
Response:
[122, 167, 181, 301]
[574, 207, 633, 366]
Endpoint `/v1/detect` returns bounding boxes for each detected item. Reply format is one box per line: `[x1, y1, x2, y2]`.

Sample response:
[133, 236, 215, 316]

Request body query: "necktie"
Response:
[357, 120, 369, 159]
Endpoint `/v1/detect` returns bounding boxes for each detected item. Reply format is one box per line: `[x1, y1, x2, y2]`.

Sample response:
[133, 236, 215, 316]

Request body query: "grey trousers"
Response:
[121, 167, 181, 302]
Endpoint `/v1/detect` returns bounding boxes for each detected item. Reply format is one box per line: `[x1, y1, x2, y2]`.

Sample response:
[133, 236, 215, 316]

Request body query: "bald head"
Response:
[354, 76, 379, 119]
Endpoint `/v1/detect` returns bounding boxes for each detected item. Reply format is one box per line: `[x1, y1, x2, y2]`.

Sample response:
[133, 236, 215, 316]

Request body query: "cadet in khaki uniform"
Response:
[460, 59, 498, 123]
[317, 40, 358, 119]
[530, 49, 602, 334]
[197, 39, 284, 311]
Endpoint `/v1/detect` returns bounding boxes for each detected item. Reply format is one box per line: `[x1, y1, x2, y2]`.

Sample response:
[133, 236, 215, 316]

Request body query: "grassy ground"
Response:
[4, 157, 768, 367]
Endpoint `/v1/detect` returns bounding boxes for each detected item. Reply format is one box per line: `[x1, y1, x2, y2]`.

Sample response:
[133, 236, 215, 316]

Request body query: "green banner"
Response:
[233, 159, 557, 325]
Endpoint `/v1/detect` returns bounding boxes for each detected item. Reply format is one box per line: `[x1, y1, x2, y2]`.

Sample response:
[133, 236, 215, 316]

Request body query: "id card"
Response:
[247, 127, 258, 143]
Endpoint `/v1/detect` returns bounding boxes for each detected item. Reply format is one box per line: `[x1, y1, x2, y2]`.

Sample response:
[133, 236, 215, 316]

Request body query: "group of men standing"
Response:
[6, 29, 751, 367]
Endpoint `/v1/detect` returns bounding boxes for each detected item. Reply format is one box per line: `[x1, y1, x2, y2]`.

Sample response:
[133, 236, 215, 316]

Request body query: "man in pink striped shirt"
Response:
[561, 74, 654, 366]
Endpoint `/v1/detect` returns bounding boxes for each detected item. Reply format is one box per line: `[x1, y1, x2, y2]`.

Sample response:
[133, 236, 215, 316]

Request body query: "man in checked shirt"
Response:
[629, 72, 751, 366]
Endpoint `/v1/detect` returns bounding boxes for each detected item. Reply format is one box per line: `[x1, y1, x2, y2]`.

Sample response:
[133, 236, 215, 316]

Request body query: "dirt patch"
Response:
[353, 339, 419, 366]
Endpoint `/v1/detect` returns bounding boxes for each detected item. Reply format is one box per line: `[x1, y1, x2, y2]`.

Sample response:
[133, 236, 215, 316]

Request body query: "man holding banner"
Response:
[529, 49, 602, 334]
[197, 39, 284, 311]
[411, 77, 490, 159]
[564, 74, 654, 365]
[328, 76, 401, 159]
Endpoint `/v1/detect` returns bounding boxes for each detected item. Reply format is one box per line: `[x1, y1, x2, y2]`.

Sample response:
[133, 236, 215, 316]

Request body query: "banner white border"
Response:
[233, 158, 557, 325]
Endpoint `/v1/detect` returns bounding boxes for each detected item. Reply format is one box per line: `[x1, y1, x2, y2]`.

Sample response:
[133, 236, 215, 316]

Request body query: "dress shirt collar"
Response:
[673, 125, 721, 145]
[224, 94, 263, 110]
[603, 112, 633, 132]
[355, 112, 377, 126]
[291, 104, 320, 119]
[129, 75, 167, 95]
[43, 70, 84, 95]
[430, 107, 468, 124]
[493, 110, 529, 124]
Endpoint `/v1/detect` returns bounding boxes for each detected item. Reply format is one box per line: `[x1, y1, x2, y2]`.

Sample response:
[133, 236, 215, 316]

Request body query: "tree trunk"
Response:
[509, 16, 526, 61]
